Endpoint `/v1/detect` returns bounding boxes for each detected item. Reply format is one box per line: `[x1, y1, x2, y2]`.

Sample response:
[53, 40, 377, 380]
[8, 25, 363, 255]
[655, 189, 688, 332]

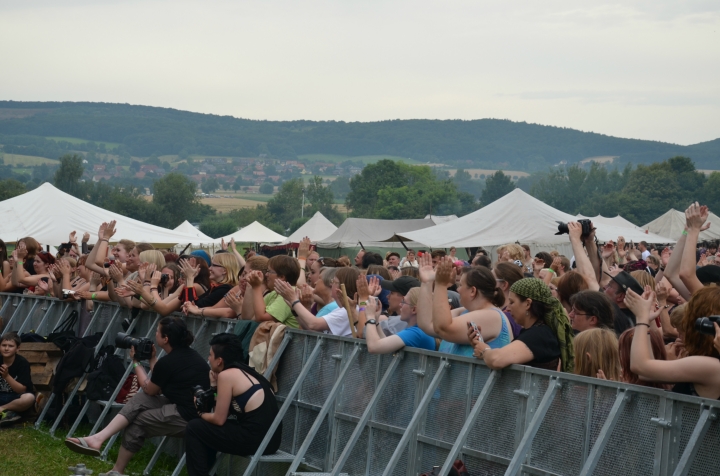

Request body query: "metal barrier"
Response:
[3, 293, 720, 476]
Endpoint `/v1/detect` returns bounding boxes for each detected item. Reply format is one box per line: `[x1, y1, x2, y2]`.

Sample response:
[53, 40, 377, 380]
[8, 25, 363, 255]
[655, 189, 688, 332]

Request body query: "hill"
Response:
[0, 101, 718, 171]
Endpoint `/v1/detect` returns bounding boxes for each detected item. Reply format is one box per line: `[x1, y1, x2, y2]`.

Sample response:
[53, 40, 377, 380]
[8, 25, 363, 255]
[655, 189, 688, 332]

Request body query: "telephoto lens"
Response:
[695, 316, 720, 336]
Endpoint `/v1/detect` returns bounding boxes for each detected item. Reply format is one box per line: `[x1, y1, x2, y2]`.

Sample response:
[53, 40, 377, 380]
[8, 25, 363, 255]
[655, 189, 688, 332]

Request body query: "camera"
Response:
[160, 273, 169, 286]
[555, 219, 593, 237]
[62, 289, 76, 299]
[193, 385, 216, 413]
[115, 332, 154, 361]
[695, 316, 720, 336]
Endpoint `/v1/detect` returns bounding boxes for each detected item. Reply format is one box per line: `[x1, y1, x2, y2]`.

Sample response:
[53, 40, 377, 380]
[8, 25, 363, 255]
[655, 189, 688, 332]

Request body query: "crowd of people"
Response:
[2, 202, 720, 475]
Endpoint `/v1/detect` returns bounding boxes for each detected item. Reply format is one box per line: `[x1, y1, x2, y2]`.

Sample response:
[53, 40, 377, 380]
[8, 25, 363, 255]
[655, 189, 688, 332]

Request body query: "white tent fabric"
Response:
[643, 209, 720, 242]
[577, 214, 640, 230]
[283, 212, 338, 244]
[173, 220, 215, 245]
[317, 218, 436, 249]
[221, 221, 286, 243]
[0, 182, 215, 246]
[396, 189, 674, 250]
[425, 214, 459, 224]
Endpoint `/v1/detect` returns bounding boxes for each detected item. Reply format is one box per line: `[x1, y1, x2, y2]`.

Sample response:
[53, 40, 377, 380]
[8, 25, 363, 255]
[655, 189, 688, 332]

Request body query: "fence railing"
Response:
[2, 292, 720, 476]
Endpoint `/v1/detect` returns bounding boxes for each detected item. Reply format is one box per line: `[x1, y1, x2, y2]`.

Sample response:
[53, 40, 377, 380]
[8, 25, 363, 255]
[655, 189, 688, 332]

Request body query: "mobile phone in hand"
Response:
[470, 321, 480, 338]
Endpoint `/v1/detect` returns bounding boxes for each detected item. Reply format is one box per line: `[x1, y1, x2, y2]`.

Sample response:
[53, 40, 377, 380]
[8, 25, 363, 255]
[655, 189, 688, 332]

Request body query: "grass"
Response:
[46, 136, 121, 150]
[0, 423, 187, 476]
[1, 153, 60, 166]
[298, 154, 421, 165]
[200, 197, 267, 212]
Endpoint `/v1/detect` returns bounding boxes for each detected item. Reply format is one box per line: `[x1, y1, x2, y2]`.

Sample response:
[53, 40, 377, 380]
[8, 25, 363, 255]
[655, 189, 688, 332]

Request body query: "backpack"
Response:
[53, 333, 102, 395]
[47, 310, 80, 353]
[85, 346, 126, 401]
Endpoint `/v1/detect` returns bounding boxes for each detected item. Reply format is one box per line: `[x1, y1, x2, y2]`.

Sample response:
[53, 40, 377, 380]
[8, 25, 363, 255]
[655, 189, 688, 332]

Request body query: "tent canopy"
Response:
[221, 221, 286, 243]
[173, 220, 215, 245]
[425, 214, 459, 224]
[643, 210, 720, 242]
[396, 189, 674, 248]
[284, 212, 338, 244]
[316, 218, 436, 249]
[0, 182, 215, 247]
[577, 214, 639, 230]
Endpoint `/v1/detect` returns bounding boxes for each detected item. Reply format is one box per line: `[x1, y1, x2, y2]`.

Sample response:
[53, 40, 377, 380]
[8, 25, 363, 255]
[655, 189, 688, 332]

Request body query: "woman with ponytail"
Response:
[65, 318, 210, 475]
[417, 255, 513, 357]
[184, 333, 282, 476]
[469, 278, 575, 372]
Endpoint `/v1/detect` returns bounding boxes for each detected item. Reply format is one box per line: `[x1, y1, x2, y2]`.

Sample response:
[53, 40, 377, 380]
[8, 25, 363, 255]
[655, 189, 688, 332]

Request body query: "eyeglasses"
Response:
[400, 300, 409, 305]
[570, 308, 589, 317]
[210, 263, 224, 268]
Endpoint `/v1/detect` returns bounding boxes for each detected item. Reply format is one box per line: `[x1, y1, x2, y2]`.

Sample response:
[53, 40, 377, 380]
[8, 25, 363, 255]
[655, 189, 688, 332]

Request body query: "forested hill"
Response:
[1, 101, 718, 171]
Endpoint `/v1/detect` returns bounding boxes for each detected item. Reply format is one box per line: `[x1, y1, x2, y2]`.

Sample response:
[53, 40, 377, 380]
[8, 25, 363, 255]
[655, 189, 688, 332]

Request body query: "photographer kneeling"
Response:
[185, 333, 281, 476]
[65, 317, 209, 476]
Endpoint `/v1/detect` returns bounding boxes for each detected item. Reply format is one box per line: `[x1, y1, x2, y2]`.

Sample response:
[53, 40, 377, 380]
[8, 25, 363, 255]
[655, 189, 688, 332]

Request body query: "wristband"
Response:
[91, 293, 97, 300]
[290, 300, 301, 308]
[359, 301, 368, 306]
[133, 362, 139, 368]
[359, 306, 366, 312]
[636, 322, 650, 328]
[150, 287, 158, 292]
[682, 230, 688, 236]
[17, 261, 23, 265]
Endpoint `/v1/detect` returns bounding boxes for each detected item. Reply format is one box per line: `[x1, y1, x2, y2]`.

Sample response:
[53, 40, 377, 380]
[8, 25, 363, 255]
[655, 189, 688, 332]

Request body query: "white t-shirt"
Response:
[321, 307, 353, 336]
[641, 250, 650, 260]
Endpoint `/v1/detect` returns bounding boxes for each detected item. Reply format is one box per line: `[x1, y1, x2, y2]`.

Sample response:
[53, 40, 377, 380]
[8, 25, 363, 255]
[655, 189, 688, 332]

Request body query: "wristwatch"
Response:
[366, 319, 379, 326]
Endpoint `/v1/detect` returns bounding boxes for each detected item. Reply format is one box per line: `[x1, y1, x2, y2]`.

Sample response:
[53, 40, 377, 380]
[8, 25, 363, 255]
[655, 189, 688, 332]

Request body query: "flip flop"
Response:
[99, 471, 127, 476]
[64, 437, 101, 457]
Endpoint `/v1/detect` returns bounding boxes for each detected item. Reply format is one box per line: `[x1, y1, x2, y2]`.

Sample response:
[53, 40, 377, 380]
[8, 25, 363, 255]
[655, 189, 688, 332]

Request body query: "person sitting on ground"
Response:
[574, 327, 621, 381]
[65, 318, 210, 475]
[400, 249, 419, 269]
[276, 267, 361, 336]
[469, 278, 575, 372]
[362, 286, 435, 353]
[625, 285, 720, 398]
[184, 333, 281, 476]
[418, 255, 512, 357]
[568, 290, 615, 334]
[0, 332, 35, 427]
[246, 255, 300, 328]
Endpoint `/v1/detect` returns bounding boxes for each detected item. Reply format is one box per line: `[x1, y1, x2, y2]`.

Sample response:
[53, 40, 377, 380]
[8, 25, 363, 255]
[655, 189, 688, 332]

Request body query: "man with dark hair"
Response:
[603, 269, 643, 335]
[385, 252, 401, 268]
[361, 252, 383, 269]
[535, 251, 553, 268]
[557, 256, 571, 276]
[472, 254, 492, 269]
[354, 250, 365, 267]
[568, 291, 615, 334]
[638, 241, 650, 260]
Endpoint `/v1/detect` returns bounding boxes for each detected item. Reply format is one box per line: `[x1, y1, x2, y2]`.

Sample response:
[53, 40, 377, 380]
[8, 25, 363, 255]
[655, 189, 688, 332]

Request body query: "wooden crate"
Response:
[18, 342, 62, 390]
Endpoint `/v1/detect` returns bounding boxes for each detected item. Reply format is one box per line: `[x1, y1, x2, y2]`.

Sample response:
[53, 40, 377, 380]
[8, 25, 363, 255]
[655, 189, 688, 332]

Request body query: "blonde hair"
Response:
[405, 287, 421, 307]
[669, 303, 686, 330]
[139, 250, 166, 268]
[502, 244, 525, 261]
[212, 253, 239, 286]
[630, 270, 655, 291]
[574, 328, 621, 381]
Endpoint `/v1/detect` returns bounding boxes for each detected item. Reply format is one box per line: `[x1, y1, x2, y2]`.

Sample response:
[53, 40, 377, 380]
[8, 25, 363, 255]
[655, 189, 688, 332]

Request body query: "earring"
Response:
[525, 311, 529, 316]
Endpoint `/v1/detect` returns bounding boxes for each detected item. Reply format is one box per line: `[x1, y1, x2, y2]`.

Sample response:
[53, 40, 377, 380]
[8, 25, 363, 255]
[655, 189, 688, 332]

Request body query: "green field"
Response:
[46, 136, 121, 150]
[298, 154, 421, 165]
[1, 153, 59, 166]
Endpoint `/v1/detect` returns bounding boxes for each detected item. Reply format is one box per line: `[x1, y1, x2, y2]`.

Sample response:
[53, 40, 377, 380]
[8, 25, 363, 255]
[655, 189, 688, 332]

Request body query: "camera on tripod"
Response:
[115, 332, 154, 361]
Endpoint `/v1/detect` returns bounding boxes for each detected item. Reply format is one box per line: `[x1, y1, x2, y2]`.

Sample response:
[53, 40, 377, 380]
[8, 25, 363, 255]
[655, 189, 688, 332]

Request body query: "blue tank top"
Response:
[438, 308, 512, 356]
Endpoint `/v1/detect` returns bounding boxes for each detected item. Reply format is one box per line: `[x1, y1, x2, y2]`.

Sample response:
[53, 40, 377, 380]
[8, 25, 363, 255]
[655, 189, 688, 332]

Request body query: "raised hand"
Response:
[435, 256, 456, 287]
[532, 257, 545, 274]
[567, 221, 583, 242]
[698, 252, 708, 267]
[103, 220, 117, 241]
[69, 231, 77, 243]
[685, 202, 709, 231]
[356, 274, 370, 302]
[661, 247, 671, 266]
[299, 284, 314, 308]
[418, 252, 435, 283]
[550, 256, 562, 273]
[367, 275, 382, 297]
[90, 272, 102, 286]
[179, 259, 199, 281]
[138, 262, 148, 282]
[58, 259, 72, 276]
[150, 270, 162, 287]
[221, 238, 228, 251]
[229, 237, 237, 251]
[109, 263, 124, 282]
[298, 237, 311, 260]
[16, 241, 27, 260]
[601, 242, 615, 259]
[624, 286, 655, 324]
[82, 232, 90, 243]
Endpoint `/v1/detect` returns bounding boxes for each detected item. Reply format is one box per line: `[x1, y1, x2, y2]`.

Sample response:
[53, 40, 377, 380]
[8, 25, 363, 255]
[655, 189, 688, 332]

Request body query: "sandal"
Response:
[99, 471, 127, 476]
[64, 437, 101, 457]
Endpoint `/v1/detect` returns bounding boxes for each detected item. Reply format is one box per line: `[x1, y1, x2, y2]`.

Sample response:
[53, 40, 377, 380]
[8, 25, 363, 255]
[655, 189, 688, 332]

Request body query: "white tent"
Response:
[221, 221, 286, 244]
[0, 182, 215, 247]
[425, 214, 459, 224]
[643, 209, 720, 242]
[173, 220, 215, 245]
[577, 214, 640, 230]
[283, 212, 338, 244]
[395, 189, 674, 257]
[317, 218, 436, 250]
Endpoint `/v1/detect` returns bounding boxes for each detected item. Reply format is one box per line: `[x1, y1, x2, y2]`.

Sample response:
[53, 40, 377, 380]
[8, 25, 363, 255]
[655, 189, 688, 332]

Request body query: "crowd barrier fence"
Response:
[2, 293, 720, 476]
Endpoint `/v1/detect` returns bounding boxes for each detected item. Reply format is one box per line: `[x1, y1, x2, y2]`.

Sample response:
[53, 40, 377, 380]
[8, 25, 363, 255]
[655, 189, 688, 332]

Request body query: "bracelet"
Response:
[359, 301, 368, 306]
[150, 287, 158, 292]
[99, 238, 108, 242]
[478, 347, 490, 359]
[17, 260, 23, 265]
[143, 282, 151, 287]
[290, 300, 301, 308]
[201, 308, 205, 316]
[133, 362, 139, 368]
[636, 322, 650, 328]
[359, 306, 366, 312]
[91, 293, 97, 300]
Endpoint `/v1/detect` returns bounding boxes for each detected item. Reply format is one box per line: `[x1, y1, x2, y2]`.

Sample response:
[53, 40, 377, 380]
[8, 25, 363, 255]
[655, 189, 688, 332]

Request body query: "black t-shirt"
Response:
[0, 354, 34, 395]
[195, 284, 232, 308]
[516, 324, 561, 369]
[612, 304, 635, 337]
[151, 347, 210, 421]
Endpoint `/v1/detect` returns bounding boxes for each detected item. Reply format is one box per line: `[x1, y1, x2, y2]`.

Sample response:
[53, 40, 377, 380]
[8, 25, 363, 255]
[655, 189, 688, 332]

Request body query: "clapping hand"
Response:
[624, 285, 656, 324]
[69, 231, 77, 243]
[274, 279, 298, 307]
[298, 237, 311, 260]
[246, 270, 265, 288]
[16, 241, 27, 260]
[435, 257, 456, 287]
[221, 238, 228, 251]
[601, 242, 615, 259]
[179, 259, 199, 281]
[224, 292, 244, 315]
[418, 253, 435, 283]
[356, 274, 371, 302]
[367, 275, 382, 297]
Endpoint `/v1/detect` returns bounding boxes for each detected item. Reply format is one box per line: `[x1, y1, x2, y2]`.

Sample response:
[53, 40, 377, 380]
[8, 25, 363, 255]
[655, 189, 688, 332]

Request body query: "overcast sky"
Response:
[1, 0, 718, 145]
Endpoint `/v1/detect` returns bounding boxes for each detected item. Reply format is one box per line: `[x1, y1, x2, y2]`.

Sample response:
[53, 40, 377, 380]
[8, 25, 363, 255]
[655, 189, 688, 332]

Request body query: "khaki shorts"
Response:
[118, 391, 188, 453]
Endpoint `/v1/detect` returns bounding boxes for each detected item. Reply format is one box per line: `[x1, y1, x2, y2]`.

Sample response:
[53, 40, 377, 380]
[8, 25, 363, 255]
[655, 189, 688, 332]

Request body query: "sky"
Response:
[1, 0, 719, 145]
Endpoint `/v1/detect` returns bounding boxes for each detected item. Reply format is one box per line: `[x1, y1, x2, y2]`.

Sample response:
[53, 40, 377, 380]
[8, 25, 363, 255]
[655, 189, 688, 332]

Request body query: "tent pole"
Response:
[180, 243, 192, 255]
[398, 237, 409, 251]
[358, 241, 365, 250]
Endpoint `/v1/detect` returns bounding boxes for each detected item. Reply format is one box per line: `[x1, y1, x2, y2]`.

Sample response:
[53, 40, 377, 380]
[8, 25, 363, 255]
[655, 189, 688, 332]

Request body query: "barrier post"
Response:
[672, 406, 717, 476]
[578, 388, 631, 476]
